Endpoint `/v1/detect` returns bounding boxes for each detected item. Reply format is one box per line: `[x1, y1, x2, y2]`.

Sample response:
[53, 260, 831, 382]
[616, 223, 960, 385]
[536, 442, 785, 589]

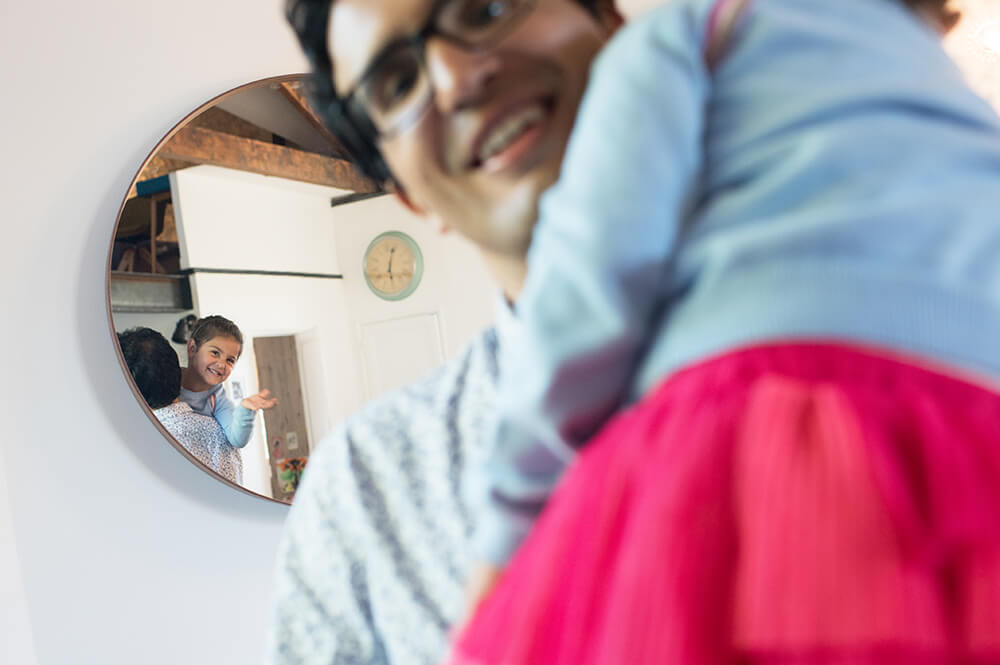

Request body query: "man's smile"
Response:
[467, 95, 556, 172]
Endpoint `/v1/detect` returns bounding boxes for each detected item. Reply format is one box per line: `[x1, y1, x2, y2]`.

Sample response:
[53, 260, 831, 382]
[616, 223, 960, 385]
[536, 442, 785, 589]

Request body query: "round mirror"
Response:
[107, 75, 496, 504]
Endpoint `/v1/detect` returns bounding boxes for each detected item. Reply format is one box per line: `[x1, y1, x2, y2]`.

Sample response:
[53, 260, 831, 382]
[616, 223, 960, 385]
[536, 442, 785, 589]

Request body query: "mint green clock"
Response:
[362, 231, 424, 301]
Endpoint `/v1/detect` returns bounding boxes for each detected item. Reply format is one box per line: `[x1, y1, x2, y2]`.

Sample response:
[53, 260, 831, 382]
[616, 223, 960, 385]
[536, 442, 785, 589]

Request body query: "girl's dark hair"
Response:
[284, 0, 602, 187]
[118, 327, 182, 409]
[189, 315, 244, 355]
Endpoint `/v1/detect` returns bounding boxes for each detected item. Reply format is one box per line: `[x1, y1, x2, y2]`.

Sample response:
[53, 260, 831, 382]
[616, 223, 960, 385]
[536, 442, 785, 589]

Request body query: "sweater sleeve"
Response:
[213, 388, 256, 449]
[475, 4, 711, 565]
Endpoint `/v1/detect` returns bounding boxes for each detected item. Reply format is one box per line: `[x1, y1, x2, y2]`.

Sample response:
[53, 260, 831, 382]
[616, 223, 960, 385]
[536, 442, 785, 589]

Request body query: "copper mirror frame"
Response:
[105, 74, 377, 504]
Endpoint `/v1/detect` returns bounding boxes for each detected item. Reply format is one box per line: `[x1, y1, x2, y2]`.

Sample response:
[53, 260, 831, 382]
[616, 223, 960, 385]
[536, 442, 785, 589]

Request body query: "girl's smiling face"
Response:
[186, 335, 241, 389]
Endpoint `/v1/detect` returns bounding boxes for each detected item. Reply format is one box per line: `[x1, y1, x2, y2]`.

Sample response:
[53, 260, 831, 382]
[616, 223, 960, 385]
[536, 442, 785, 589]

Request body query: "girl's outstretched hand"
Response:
[241, 388, 278, 411]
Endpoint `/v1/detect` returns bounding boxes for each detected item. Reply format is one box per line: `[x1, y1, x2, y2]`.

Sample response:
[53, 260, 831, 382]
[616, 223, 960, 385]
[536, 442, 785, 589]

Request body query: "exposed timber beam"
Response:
[278, 80, 351, 158]
[190, 106, 276, 142]
[158, 125, 378, 193]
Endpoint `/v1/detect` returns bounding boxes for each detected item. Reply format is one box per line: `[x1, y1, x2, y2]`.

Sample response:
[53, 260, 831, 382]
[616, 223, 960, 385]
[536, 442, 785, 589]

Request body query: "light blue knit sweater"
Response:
[479, 0, 1000, 564]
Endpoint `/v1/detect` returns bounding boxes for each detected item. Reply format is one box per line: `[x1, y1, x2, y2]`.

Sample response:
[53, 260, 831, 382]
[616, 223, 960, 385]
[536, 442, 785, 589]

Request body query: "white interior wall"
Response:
[173, 165, 350, 275]
[0, 1, 304, 664]
[0, 443, 38, 665]
[329, 194, 497, 393]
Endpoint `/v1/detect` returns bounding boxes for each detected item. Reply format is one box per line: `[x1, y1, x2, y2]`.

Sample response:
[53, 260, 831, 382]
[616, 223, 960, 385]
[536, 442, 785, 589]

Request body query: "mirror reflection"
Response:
[108, 75, 496, 503]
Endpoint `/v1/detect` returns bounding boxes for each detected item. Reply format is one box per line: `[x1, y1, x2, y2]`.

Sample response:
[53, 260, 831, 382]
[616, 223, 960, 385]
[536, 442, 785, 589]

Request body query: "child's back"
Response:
[472, 0, 1000, 565]
[533, 0, 1000, 407]
[453, 1, 1000, 664]
[640, 0, 1000, 389]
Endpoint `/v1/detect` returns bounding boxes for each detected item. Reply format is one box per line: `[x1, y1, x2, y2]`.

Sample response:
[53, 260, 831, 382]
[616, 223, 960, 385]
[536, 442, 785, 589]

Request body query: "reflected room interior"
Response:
[108, 75, 496, 504]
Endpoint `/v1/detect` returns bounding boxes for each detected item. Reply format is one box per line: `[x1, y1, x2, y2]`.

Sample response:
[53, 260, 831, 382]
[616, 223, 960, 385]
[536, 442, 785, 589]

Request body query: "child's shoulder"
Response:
[596, 0, 716, 73]
[178, 382, 227, 413]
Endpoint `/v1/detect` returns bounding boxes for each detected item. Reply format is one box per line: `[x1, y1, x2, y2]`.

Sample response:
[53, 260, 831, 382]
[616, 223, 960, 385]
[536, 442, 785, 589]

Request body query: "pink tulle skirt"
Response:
[449, 343, 1000, 665]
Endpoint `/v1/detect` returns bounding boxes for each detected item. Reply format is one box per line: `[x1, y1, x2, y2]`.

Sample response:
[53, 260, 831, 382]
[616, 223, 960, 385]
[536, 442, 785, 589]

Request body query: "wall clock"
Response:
[362, 231, 424, 301]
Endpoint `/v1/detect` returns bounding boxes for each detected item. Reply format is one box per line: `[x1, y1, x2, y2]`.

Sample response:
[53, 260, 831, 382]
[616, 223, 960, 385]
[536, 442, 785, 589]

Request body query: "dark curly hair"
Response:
[284, 0, 604, 187]
[285, 0, 959, 186]
[118, 327, 182, 409]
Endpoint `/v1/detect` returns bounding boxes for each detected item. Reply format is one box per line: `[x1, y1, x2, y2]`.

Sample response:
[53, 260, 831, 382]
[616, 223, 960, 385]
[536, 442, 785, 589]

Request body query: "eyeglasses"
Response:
[341, 0, 536, 138]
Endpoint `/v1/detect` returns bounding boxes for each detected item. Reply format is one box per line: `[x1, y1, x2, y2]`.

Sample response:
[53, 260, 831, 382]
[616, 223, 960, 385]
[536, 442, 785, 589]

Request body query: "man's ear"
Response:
[593, 0, 625, 34]
[186, 338, 196, 356]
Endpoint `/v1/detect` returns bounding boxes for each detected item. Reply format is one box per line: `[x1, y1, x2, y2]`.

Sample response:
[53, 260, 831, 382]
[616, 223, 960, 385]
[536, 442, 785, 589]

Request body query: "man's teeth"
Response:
[479, 106, 544, 163]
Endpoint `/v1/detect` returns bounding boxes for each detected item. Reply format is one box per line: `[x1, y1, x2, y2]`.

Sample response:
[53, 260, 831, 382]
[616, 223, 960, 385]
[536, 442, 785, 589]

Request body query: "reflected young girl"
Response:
[180, 315, 277, 449]
[119, 326, 244, 485]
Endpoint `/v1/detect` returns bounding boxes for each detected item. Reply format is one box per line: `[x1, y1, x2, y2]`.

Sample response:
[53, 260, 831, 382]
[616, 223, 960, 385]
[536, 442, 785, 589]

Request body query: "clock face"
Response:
[363, 231, 423, 300]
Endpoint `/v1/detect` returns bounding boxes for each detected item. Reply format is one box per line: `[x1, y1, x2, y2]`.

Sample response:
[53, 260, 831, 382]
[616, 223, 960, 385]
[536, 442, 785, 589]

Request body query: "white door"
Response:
[359, 312, 445, 400]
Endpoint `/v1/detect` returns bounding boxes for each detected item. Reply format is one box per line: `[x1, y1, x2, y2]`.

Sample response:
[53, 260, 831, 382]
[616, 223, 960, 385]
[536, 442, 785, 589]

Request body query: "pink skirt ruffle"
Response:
[449, 343, 1000, 665]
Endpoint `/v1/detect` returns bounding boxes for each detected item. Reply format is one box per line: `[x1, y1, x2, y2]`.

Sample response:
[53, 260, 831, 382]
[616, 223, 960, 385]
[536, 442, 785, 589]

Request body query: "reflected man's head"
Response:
[118, 327, 181, 409]
[286, 0, 622, 257]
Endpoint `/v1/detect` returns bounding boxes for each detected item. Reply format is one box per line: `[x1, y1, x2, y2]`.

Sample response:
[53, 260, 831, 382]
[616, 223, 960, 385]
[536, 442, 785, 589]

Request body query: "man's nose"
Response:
[424, 37, 501, 112]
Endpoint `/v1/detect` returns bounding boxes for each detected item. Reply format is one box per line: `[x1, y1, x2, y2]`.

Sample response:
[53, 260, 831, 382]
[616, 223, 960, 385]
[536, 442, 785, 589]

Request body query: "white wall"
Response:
[0, 1, 305, 664]
[0, 443, 38, 665]
[330, 194, 496, 403]
[173, 165, 350, 275]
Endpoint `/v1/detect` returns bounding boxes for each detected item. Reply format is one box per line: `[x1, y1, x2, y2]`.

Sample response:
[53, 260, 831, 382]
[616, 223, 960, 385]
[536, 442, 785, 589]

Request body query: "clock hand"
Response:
[387, 247, 395, 275]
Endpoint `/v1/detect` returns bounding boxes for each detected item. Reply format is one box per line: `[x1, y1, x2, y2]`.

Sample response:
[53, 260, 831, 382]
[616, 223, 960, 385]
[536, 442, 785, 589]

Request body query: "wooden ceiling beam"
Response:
[158, 125, 378, 193]
[278, 80, 351, 158]
[189, 106, 277, 143]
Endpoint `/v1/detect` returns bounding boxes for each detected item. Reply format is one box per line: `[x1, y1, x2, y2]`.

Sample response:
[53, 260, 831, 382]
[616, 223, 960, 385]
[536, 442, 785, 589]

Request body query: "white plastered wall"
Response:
[0, 443, 38, 665]
[0, 1, 307, 664]
[328, 194, 497, 405]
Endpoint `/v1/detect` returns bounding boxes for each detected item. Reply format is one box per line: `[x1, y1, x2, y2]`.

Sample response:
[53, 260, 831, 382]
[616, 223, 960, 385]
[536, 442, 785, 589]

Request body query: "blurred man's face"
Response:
[328, 0, 621, 256]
